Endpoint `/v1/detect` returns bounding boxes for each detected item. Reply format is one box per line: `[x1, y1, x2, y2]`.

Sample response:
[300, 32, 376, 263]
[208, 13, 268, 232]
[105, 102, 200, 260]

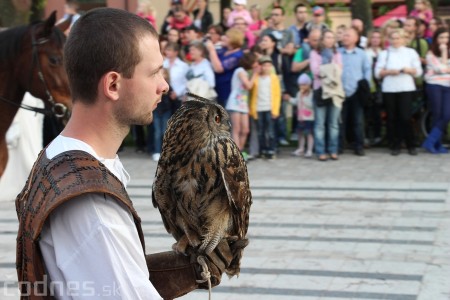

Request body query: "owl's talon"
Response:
[173, 235, 191, 255]
[227, 235, 239, 242]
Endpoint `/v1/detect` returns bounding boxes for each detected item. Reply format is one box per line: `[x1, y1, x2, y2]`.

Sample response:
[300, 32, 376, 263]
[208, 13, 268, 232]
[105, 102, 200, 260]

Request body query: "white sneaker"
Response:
[152, 153, 161, 162]
[372, 137, 382, 145]
[304, 151, 313, 158]
[279, 139, 289, 146]
[291, 149, 304, 157]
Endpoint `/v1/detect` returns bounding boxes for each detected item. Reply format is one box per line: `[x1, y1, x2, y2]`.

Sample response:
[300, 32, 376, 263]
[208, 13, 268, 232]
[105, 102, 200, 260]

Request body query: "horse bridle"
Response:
[30, 24, 68, 118]
[0, 24, 68, 118]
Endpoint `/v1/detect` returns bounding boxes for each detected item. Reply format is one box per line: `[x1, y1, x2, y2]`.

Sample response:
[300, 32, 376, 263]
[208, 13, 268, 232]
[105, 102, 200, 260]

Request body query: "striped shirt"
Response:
[425, 52, 450, 87]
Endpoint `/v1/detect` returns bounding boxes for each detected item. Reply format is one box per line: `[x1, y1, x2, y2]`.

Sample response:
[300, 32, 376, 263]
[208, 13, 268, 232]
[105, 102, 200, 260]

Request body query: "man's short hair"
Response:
[272, 6, 285, 15]
[406, 16, 420, 29]
[294, 3, 306, 13]
[64, 8, 158, 104]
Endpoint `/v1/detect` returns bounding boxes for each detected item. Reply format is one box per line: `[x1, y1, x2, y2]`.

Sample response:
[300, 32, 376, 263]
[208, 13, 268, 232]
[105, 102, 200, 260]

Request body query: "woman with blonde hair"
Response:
[375, 28, 423, 155]
[381, 19, 400, 48]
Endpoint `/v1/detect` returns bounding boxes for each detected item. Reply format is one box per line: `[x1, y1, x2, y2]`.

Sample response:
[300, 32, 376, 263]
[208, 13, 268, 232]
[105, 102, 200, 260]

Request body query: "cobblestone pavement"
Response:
[1, 147, 450, 299]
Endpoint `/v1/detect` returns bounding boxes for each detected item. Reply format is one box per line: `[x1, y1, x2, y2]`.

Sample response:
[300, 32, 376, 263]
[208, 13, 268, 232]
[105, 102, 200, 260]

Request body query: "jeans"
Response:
[153, 111, 172, 154]
[257, 111, 275, 154]
[249, 117, 259, 156]
[426, 84, 450, 131]
[276, 100, 288, 142]
[314, 103, 341, 155]
[341, 93, 365, 151]
[383, 92, 416, 149]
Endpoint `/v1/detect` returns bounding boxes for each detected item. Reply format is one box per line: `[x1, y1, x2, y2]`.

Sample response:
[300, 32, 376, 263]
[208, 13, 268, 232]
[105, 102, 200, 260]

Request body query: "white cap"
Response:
[297, 73, 312, 85]
[234, 0, 247, 5]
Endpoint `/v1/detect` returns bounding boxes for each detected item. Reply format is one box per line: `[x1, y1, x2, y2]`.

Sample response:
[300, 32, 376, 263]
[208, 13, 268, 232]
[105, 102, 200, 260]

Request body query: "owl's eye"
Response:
[215, 115, 221, 124]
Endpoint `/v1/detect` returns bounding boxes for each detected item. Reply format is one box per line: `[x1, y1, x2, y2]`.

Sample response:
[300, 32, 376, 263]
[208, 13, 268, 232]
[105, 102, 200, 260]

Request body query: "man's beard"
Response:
[114, 106, 154, 126]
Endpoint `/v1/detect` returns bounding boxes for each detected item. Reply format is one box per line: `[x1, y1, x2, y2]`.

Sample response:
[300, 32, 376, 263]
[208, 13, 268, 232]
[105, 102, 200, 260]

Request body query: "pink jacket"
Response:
[309, 50, 343, 90]
[227, 10, 253, 27]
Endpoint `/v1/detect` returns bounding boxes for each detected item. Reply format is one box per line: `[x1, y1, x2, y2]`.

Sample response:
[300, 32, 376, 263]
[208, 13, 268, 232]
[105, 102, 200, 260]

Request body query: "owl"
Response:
[152, 94, 252, 277]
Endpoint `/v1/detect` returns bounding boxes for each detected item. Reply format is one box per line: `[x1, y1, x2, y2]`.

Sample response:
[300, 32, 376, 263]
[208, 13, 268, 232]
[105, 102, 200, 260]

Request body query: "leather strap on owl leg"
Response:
[146, 239, 233, 300]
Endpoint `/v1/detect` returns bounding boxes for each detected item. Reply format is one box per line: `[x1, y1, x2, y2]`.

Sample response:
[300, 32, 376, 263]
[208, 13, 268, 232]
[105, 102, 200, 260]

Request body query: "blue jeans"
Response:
[257, 111, 275, 154]
[276, 100, 288, 142]
[427, 84, 450, 131]
[153, 111, 171, 153]
[314, 103, 341, 155]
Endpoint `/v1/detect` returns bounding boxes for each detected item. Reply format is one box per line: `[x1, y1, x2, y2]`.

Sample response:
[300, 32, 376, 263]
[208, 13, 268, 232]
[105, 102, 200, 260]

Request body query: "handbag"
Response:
[313, 87, 332, 107]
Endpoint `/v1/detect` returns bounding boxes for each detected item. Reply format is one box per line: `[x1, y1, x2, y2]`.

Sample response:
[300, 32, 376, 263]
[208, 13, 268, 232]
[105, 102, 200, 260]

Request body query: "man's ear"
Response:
[102, 71, 122, 102]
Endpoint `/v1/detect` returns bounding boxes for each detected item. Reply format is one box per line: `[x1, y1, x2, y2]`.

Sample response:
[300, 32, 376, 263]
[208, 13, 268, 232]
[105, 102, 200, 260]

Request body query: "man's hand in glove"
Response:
[146, 239, 233, 300]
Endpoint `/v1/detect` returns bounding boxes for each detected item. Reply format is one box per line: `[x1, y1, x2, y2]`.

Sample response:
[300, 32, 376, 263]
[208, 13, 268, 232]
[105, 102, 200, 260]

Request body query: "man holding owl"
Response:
[15, 8, 235, 300]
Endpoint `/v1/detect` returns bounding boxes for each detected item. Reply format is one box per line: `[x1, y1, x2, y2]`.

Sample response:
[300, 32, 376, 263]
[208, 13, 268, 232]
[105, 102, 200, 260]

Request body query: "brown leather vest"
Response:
[15, 150, 145, 299]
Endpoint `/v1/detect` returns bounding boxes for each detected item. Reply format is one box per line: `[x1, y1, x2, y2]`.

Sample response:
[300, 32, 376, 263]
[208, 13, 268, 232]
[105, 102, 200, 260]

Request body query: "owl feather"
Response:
[152, 94, 252, 277]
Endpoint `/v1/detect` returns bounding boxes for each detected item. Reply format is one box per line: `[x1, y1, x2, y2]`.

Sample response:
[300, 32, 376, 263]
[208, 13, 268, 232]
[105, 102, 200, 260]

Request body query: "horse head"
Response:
[0, 12, 72, 178]
[22, 11, 72, 120]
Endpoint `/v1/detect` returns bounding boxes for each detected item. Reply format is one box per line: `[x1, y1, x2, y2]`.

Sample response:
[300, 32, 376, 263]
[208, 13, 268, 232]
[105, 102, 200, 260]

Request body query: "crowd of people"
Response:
[131, 0, 450, 162]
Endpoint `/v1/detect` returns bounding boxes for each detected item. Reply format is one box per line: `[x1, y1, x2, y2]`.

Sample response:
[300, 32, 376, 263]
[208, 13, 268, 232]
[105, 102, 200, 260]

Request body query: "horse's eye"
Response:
[48, 56, 60, 65]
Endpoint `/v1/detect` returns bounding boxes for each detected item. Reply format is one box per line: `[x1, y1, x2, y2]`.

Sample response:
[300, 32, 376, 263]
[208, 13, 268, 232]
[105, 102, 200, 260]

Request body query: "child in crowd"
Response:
[136, 0, 157, 28]
[290, 74, 314, 158]
[409, 0, 433, 38]
[227, 0, 253, 28]
[249, 55, 281, 159]
[226, 52, 259, 160]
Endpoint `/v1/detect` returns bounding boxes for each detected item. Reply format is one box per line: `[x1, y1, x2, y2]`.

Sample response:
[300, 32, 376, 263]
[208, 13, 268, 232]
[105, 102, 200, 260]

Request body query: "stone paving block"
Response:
[2, 148, 450, 299]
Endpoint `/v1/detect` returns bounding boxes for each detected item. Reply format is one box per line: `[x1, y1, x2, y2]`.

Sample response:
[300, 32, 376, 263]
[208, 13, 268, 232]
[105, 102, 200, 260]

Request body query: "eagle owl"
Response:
[152, 94, 252, 277]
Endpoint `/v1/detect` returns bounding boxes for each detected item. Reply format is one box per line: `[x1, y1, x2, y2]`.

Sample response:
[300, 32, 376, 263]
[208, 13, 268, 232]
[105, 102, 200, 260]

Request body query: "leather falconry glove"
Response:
[146, 239, 233, 300]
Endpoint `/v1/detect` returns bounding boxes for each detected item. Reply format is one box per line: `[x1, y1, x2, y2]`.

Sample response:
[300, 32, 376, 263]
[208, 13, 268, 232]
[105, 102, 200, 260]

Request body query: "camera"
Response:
[202, 35, 211, 43]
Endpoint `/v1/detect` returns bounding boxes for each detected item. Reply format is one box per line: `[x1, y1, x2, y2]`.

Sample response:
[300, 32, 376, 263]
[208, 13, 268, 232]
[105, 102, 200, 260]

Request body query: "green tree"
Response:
[351, 0, 373, 35]
[0, 0, 46, 27]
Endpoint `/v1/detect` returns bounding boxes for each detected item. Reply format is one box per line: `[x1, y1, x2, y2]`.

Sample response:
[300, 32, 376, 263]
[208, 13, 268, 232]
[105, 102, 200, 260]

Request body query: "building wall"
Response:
[45, 0, 65, 21]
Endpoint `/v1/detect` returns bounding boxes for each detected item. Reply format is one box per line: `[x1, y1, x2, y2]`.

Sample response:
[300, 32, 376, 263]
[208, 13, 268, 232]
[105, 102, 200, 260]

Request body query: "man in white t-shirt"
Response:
[15, 8, 232, 300]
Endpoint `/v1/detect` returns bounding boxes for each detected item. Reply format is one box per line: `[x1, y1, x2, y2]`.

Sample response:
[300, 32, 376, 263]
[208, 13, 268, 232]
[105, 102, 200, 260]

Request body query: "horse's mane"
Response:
[0, 21, 66, 64]
[0, 24, 29, 63]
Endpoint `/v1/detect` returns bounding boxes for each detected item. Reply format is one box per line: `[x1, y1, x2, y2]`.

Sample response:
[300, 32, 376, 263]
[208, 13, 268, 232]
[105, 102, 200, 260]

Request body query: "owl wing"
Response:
[152, 161, 181, 240]
[218, 138, 252, 238]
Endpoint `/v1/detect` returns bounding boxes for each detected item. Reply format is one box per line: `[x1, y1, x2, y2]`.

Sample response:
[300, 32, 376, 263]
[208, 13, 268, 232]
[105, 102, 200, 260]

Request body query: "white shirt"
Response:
[163, 57, 189, 98]
[359, 36, 368, 49]
[186, 58, 216, 88]
[257, 75, 272, 112]
[374, 46, 423, 93]
[39, 135, 162, 299]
